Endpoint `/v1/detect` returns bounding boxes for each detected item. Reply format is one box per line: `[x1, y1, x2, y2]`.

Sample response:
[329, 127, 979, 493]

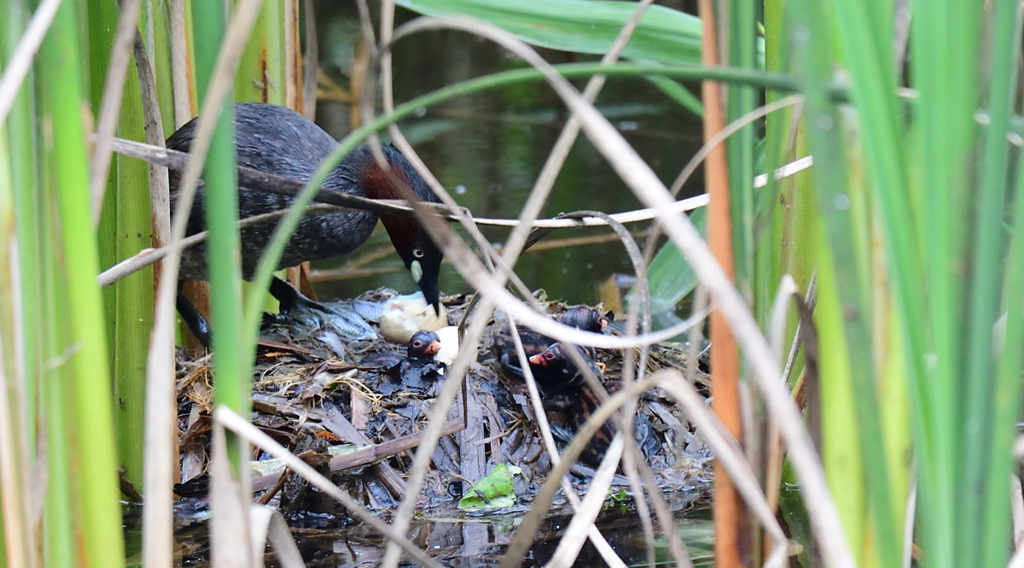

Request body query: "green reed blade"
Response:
[396, 0, 705, 65]
[86, 0, 121, 365]
[0, 125, 34, 568]
[643, 75, 703, 117]
[825, 0, 950, 564]
[726, 0, 757, 288]
[39, 0, 126, 565]
[987, 113, 1024, 568]
[961, 1, 1019, 565]
[36, 130, 72, 568]
[1, 0, 40, 451]
[193, 0, 248, 456]
[86, 0, 155, 491]
[152, 2, 178, 129]
[790, 0, 902, 563]
[910, 0, 981, 564]
[759, 0, 815, 343]
[1, 1, 43, 564]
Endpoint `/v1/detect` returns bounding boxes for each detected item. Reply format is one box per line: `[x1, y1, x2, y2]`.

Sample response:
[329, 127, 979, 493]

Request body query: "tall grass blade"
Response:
[236, 0, 288, 312]
[1, 2, 42, 566]
[990, 125, 1024, 568]
[152, 3, 178, 129]
[643, 75, 702, 117]
[1, 0, 40, 446]
[194, 0, 248, 466]
[726, 0, 757, 289]
[790, 0, 902, 563]
[85, 0, 121, 372]
[963, 1, 1020, 565]
[88, 0, 155, 491]
[626, 208, 705, 314]
[759, 0, 815, 356]
[908, 0, 978, 561]
[38, 0, 126, 564]
[237, 0, 282, 103]
[0, 124, 34, 568]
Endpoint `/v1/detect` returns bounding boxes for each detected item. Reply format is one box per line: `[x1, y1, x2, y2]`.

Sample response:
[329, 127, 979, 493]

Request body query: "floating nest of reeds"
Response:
[173, 289, 715, 522]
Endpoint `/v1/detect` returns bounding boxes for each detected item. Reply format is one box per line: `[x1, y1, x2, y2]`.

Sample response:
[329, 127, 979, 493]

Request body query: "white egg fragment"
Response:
[432, 326, 460, 366]
[378, 296, 448, 344]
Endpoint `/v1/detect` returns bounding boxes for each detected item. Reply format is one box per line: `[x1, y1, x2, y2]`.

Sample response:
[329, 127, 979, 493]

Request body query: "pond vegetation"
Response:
[0, 0, 1021, 567]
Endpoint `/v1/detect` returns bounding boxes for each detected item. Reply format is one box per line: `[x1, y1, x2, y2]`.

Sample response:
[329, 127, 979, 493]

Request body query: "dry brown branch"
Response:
[168, 0, 195, 127]
[210, 422, 254, 568]
[133, 15, 175, 568]
[697, 3, 745, 560]
[252, 419, 464, 491]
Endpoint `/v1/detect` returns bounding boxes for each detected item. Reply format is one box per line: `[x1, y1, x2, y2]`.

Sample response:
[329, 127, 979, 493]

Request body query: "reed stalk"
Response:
[193, 0, 247, 470]
[37, 0, 126, 565]
[88, 0, 155, 490]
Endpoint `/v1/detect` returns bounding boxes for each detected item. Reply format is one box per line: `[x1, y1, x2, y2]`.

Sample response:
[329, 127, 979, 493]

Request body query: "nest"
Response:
[174, 289, 715, 522]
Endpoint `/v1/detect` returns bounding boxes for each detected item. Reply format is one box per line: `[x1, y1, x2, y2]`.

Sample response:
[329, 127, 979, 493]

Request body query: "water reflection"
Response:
[310, 1, 706, 307]
[124, 489, 713, 567]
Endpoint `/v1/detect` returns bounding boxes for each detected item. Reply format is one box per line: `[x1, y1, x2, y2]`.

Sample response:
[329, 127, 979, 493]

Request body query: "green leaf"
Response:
[628, 207, 706, 314]
[395, 0, 703, 65]
[457, 464, 521, 511]
[604, 488, 630, 508]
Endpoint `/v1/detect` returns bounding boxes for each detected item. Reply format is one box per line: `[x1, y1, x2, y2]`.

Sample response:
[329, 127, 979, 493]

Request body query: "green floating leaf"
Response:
[395, 0, 703, 65]
[627, 207, 707, 314]
[457, 464, 522, 512]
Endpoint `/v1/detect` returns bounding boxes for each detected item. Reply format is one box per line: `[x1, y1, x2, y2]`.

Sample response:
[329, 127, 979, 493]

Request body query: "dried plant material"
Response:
[351, 387, 371, 430]
[169, 289, 713, 566]
[248, 505, 304, 568]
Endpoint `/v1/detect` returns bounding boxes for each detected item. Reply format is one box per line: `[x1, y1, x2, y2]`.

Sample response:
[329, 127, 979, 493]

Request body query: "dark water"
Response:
[123, 492, 716, 567]
[309, 2, 706, 307]
[126, 483, 816, 566]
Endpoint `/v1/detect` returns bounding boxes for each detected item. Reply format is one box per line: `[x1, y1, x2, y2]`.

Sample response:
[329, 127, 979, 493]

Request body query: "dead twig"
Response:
[215, 406, 446, 568]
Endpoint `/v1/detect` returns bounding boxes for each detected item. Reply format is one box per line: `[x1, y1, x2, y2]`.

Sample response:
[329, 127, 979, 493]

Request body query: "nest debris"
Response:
[174, 288, 715, 521]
